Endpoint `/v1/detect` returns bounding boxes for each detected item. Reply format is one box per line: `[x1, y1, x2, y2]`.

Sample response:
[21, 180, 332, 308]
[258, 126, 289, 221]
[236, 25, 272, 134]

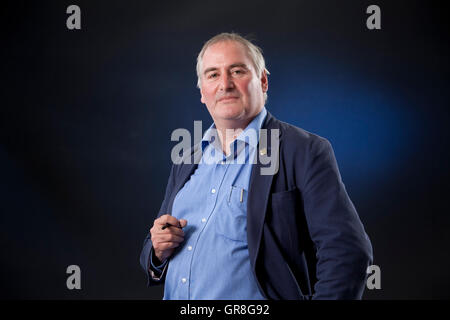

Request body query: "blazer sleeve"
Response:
[139, 164, 177, 286]
[299, 138, 373, 299]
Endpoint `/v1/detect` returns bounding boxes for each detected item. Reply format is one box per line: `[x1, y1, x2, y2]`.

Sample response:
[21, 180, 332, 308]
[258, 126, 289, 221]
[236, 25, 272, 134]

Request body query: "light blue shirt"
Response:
[157, 107, 267, 300]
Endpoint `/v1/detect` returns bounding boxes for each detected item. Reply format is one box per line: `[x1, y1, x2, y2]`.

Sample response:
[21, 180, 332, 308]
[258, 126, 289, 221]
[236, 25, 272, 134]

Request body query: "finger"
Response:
[151, 228, 184, 242]
[155, 214, 181, 227]
[179, 219, 188, 228]
[154, 241, 180, 250]
[153, 214, 176, 228]
[154, 214, 171, 225]
[155, 233, 184, 243]
[152, 224, 185, 237]
[163, 226, 185, 237]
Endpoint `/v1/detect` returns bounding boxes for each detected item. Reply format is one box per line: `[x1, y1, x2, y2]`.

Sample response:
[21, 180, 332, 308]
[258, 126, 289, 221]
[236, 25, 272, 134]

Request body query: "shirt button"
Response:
[211, 188, 216, 194]
[181, 278, 187, 284]
[201, 218, 206, 223]
[187, 246, 193, 251]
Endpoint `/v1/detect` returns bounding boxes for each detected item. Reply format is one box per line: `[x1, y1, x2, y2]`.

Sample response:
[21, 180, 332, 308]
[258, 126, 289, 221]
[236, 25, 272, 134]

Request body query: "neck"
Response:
[212, 107, 263, 156]
[216, 126, 244, 156]
[214, 116, 255, 156]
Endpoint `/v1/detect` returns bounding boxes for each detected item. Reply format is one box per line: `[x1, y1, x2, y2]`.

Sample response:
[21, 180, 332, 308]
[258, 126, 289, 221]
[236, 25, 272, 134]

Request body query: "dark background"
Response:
[1, 0, 448, 299]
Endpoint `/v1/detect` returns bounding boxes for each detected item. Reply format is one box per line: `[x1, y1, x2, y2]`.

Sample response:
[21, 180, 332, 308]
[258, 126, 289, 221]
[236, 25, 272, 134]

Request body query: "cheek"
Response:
[201, 86, 215, 103]
[241, 80, 259, 99]
[235, 81, 250, 97]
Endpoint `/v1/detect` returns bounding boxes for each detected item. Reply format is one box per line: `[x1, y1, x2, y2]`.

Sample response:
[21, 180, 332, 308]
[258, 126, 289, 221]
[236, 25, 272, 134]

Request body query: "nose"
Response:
[219, 72, 234, 91]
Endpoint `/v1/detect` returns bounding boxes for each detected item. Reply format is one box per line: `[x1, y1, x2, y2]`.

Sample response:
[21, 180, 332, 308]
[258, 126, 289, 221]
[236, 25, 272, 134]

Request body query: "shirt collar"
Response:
[201, 107, 267, 152]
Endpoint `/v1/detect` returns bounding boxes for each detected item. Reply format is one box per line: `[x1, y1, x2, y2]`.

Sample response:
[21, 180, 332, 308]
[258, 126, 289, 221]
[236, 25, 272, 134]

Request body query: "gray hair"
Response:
[196, 32, 270, 102]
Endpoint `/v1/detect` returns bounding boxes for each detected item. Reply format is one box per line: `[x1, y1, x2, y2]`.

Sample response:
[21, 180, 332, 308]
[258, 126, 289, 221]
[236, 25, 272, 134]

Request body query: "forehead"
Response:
[201, 41, 252, 70]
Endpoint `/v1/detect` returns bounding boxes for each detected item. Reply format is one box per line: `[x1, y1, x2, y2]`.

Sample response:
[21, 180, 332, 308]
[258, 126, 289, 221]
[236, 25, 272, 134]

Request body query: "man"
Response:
[140, 33, 373, 300]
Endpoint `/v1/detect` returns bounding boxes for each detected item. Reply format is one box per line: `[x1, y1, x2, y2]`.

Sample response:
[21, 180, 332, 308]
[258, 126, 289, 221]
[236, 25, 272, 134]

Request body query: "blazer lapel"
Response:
[247, 112, 282, 270]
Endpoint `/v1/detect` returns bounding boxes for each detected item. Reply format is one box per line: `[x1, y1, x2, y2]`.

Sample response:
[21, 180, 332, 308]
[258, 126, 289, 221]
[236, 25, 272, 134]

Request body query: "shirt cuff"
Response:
[149, 248, 168, 280]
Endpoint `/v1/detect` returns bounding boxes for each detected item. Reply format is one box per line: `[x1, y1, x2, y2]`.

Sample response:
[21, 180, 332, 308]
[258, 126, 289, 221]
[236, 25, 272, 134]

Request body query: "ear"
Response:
[260, 70, 268, 93]
[200, 88, 206, 104]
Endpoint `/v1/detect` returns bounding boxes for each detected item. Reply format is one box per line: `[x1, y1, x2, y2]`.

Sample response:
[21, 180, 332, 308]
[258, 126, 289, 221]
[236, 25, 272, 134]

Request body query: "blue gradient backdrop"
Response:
[1, 0, 448, 299]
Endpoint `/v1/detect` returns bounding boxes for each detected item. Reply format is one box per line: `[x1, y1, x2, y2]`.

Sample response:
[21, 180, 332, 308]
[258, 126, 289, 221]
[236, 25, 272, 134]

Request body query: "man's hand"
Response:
[150, 214, 187, 264]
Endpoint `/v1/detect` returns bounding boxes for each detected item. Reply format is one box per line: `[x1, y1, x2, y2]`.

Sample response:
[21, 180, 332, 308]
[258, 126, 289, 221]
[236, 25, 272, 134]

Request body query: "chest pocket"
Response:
[215, 184, 248, 242]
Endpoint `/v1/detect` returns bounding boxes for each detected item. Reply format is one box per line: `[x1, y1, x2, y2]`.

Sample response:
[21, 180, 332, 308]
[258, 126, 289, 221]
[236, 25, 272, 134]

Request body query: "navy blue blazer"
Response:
[140, 111, 373, 300]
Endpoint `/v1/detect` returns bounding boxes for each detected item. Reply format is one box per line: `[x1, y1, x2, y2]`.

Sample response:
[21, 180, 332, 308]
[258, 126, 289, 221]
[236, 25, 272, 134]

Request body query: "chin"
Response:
[217, 106, 245, 120]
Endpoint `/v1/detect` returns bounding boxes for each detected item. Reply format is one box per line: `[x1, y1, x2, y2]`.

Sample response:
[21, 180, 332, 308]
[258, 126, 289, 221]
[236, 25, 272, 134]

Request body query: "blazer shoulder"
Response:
[273, 117, 331, 153]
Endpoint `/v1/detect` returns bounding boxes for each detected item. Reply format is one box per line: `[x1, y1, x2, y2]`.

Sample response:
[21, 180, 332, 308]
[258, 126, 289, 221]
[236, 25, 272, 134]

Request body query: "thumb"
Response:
[179, 219, 188, 228]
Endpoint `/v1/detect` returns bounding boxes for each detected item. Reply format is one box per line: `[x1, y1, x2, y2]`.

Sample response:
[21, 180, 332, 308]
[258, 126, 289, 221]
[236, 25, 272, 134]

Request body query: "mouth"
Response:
[218, 96, 239, 103]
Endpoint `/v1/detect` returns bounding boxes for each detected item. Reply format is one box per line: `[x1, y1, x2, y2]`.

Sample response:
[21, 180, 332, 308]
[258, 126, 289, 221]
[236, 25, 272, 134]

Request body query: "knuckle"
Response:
[155, 215, 165, 224]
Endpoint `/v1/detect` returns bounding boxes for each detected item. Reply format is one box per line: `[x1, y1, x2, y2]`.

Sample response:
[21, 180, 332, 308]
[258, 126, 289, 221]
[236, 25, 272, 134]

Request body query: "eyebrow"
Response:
[203, 63, 249, 76]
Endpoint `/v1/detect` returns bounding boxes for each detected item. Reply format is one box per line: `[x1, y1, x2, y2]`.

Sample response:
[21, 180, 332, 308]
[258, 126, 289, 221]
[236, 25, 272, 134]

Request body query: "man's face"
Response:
[199, 41, 268, 127]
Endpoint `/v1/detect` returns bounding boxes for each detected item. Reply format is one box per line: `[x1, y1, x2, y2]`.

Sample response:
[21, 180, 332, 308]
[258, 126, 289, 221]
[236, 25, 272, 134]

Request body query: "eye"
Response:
[231, 69, 246, 76]
[207, 72, 219, 79]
